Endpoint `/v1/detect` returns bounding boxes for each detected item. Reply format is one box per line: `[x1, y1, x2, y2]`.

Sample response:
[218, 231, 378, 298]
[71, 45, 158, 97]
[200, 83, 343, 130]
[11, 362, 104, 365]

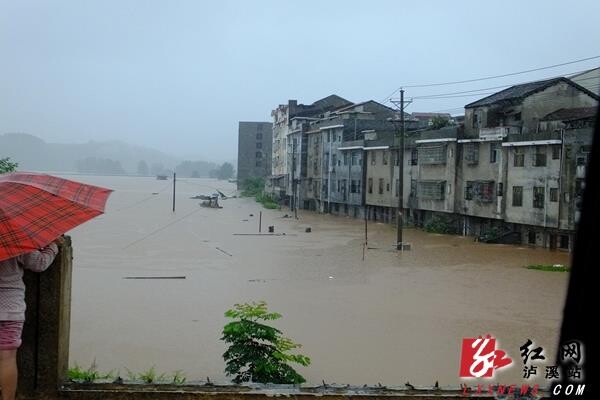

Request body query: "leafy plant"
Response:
[67, 360, 114, 383]
[0, 157, 18, 174]
[171, 370, 187, 384]
[240, 177, 266, 197]
[256, 193, 279, 209]
[221, 301, 310, 384]
[424, 215, 456, 234]
[137, 366, 167, 383]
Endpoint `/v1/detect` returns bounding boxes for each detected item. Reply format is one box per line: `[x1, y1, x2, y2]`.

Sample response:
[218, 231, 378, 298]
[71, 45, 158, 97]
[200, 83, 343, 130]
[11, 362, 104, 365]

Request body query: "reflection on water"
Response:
[66, 175, 570, 386]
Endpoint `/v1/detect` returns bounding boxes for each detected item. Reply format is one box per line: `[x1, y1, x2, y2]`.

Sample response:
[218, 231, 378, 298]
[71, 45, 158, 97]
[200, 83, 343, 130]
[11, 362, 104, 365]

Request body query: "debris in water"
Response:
[328, 276, 334, 279]
[215, 247, 233, 256]
[123, 276, 186, 280]
[305, 227, 312, 233]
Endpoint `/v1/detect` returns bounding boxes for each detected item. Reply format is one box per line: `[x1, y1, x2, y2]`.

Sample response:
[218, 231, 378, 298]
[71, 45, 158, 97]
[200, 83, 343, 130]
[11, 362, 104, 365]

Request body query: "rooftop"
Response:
[465, 77, 599, 108]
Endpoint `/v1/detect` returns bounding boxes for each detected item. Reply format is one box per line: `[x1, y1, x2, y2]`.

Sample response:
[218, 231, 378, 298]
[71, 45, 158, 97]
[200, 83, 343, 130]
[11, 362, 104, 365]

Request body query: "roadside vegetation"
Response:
[240, 177, 280, 210]
[423, 215, 456, 234]
[526, 264, 570, 272]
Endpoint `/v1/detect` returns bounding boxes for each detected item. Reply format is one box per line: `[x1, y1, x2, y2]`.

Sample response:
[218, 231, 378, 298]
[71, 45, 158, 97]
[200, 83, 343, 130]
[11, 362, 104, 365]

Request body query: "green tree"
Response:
[430, 115, 450, 130]
[0, 157, 18, 174]
[221, 301, 310, 384]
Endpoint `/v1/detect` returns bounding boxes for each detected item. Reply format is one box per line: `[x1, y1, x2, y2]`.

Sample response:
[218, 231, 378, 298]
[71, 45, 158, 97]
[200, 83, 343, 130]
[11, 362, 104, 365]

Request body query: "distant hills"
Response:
[0, 133, 217, 176]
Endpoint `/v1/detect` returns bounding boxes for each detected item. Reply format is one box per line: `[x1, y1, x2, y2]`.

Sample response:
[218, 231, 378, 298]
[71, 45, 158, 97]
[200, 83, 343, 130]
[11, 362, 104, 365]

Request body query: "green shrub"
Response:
[526, 264, 570, 272]
[240, 177, 265, 197]
[424, 215, 455, 234]
[221, 301, 310, 384]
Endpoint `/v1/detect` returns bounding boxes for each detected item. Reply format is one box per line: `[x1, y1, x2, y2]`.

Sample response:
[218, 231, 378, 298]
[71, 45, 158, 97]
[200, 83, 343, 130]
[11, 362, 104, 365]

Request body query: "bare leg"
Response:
[0, 349, 17, 400]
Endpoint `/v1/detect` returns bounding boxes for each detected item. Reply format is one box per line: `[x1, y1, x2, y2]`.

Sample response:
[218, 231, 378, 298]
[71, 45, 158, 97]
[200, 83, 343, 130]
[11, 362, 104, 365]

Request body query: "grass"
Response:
[526, 264, 570, 272]
[256, 193, 279, 209]
[171, 370, 187, 385]
[67, 360, 114, 383]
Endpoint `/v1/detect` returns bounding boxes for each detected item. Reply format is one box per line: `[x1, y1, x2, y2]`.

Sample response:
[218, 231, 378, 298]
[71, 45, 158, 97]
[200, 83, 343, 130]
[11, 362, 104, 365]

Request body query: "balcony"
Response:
[506, 131, 562, 143]
[478, 127, 510, 140]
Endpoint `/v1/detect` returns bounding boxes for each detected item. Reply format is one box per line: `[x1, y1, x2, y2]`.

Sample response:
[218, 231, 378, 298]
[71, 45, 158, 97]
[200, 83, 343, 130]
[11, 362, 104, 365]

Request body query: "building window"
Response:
[411, 148, 418, 165]
[371, 152, 376, 165]
[256, 132, 263, 140]
[343, 153, 348, 165]
[514, 112, 521, 121]
[490, 143, 498, 163]
[528, 231, 536, 245]
[378, 178, 384, 194]
[550, 188, 559, 202]
[464, 143, 479, 165]
[418, 145, 447, 165]
[514, 147, 524, 167]
[552, 146, 561, 160]
[351, 151, 360, 166]
[332, 154, 337, 167]
[383, 151, 388, 165]
[533, 149, 547, 167]
[386, 182, 390, 192]
[255, 160, 262, 167]
[465, 181, 473, 200]
[368, 178, 373, 194]
[417, 180, 445, 200]
[256, 152, 262, 159]
[395, 179, 399, 196]
[350, 180, 361, 194]
[256, 142, 262, 149]
[512, 186, 523, 207]
[472, 112, 479, 129]
[497, 182, 503, 196]
[466, 180, 495, 202]
[533, 186, 545, 208]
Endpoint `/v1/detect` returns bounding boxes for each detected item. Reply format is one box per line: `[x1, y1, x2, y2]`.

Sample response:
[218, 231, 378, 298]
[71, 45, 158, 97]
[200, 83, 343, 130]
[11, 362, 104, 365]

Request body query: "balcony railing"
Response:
[479, 127, 510, 140]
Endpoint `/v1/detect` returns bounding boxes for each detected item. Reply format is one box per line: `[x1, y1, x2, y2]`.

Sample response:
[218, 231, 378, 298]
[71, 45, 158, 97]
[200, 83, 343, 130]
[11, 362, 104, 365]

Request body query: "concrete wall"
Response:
[414, 141, 457, 213]
[365, 149, 393, 207]
[237, 122, 273, 185]
[521, 82, 598, 134]
[504, 144, 561, 227]
[455, 140, 504, 220]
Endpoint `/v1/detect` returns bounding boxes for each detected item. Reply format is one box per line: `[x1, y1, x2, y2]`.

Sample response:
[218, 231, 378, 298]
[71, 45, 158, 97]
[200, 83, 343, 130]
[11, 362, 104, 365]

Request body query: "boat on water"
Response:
[156, 175, 168, 180]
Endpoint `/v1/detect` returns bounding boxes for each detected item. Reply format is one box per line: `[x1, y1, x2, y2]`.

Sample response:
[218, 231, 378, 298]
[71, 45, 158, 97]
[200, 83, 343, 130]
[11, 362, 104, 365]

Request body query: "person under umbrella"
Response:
[0, 237, 64, 400]
[0, 172, 112, 400]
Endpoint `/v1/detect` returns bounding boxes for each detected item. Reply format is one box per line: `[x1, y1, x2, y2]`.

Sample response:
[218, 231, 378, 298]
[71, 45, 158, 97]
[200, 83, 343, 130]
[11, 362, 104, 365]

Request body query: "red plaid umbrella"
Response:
[0, 172, 113, 261]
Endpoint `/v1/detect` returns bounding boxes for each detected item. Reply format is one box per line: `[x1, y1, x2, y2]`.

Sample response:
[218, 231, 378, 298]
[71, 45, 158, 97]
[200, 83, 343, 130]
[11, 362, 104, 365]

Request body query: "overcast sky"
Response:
[1, 0, 599, 162]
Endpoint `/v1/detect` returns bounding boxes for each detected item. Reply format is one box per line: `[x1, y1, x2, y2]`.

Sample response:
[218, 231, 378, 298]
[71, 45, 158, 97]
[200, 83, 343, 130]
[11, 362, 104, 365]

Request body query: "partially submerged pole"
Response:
[172, 172, 176, 212]
[259, 211, 262, 233]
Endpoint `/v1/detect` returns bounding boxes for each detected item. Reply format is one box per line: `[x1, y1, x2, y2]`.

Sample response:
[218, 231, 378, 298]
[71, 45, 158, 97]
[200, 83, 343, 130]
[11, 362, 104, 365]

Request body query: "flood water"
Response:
[65, 175, 570, 387]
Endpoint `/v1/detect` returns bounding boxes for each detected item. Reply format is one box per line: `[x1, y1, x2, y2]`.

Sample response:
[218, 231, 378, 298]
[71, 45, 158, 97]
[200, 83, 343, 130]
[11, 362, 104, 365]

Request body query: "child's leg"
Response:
[0, 349, 17, 400]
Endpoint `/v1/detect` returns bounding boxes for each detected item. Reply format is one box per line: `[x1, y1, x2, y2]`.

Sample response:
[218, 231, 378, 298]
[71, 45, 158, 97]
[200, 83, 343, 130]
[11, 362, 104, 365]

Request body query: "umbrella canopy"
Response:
[0, 172, 113, 261]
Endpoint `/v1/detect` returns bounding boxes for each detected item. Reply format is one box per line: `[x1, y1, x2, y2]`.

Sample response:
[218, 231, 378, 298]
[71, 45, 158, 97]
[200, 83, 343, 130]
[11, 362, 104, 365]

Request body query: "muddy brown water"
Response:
[64, 175, 570, 387]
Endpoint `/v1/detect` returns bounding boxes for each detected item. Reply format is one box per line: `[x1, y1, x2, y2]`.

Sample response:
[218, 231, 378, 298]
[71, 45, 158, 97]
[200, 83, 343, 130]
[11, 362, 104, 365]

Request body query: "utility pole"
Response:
[397, 89, 405, 250]
[390, 89, 411, 251]
[172, 172, 176, 212]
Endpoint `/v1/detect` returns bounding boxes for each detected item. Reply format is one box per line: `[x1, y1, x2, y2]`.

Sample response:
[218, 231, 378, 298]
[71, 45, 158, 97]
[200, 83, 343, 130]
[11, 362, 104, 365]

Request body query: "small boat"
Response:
[156, 175, 168, 180]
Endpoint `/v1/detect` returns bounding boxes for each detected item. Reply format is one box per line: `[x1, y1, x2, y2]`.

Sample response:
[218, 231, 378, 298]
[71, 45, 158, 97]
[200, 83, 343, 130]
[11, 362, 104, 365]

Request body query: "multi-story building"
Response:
[264, 77, 597, 251]
[237, 121, 272, 188]
[268, 95, 352, 202]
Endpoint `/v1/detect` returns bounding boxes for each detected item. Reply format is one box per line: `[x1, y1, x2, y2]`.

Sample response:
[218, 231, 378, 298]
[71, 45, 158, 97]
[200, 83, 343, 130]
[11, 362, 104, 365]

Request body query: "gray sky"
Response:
[1, 0, 599, 163]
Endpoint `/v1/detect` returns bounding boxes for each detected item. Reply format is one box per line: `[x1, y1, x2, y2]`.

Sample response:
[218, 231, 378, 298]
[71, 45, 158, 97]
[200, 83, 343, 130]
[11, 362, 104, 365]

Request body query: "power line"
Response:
[382, 55, 600, 102]
[410, 69, 597, 99]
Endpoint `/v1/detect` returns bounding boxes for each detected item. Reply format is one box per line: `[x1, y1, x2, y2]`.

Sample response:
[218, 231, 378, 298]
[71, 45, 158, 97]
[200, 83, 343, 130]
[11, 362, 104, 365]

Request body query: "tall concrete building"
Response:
[237, 121, 273, 188]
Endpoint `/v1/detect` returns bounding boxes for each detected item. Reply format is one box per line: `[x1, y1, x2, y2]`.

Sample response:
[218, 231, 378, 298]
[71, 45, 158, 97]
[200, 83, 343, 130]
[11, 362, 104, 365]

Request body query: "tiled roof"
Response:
[465, 77, 599, 108]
